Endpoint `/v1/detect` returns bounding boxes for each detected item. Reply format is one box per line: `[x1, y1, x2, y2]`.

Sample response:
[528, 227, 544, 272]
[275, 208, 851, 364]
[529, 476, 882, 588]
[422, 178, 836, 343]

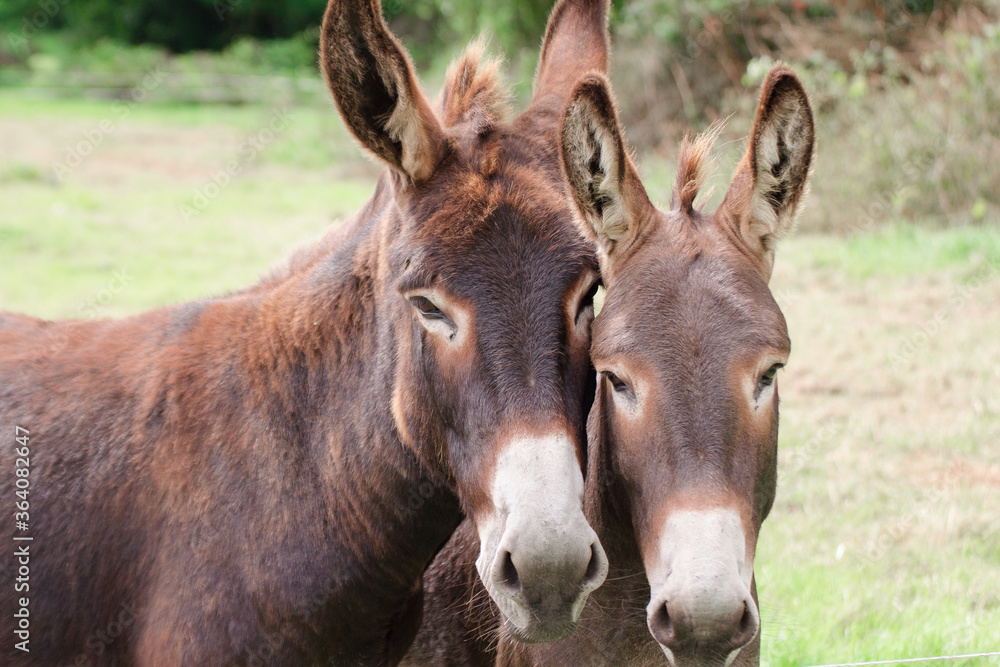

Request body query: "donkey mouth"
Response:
[474, 430, 609, 642]
[502, 614, 581, 644]
[484, 544, 602, 644]
[646, 508, 759, 667]
[656, 646, 747, 667]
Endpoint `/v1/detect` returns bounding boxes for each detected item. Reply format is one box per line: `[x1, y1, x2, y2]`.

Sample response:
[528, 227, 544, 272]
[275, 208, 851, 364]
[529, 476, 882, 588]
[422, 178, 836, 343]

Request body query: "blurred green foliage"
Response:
[740, 18, 1000, 229]
[1, 0, 997, 229]
[0, 0, 327, 52]
[617, 0, 753, 47]
[0, 0, 605, 59]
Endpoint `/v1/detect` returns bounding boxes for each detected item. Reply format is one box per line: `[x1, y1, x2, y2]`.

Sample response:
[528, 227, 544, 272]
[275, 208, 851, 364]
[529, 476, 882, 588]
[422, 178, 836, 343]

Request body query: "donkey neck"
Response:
[269, 175, 458, 499]
[225, 175, 464, 651]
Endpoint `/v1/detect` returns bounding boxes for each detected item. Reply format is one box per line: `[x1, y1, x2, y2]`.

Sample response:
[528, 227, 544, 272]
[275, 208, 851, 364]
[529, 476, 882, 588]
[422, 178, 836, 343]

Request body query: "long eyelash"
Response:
[754, 364, 782, 400]
[577, 281, 601, 321]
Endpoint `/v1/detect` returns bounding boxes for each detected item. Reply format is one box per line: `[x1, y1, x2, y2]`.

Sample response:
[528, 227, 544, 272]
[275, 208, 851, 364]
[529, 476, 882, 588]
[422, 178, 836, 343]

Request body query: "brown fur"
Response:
[439, 38, 509, 133]
[320, 0, 446, 181]
[405, 64, 815, 666]
[722, 64, 816, 277]
[559, 73, 653, 266]
[532, 0, 612, 112]
[673, 126, 720, 214]
[0, 1, 614, 664]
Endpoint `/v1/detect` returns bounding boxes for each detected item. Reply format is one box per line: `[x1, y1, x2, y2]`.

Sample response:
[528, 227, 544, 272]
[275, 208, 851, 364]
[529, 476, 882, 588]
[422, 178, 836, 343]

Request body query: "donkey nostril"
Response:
[498, 550, 521, 592]
[649, 602, 676, 645]
[739, 601, 753, 634]
[731, 599, 759, 648]
[583, 543, 603, 585]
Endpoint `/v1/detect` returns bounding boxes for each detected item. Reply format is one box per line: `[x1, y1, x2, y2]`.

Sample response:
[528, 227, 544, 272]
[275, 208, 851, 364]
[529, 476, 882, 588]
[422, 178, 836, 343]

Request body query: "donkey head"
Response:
[560, 67, 814, 664]
[321, 0, 612, 642]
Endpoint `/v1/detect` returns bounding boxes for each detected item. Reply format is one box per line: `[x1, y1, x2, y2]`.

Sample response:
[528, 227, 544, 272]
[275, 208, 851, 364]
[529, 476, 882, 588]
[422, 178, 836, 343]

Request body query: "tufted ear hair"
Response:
[560, 73, 654, 273]
[320, 0, 445, 182]
[720, 64, 815, 280]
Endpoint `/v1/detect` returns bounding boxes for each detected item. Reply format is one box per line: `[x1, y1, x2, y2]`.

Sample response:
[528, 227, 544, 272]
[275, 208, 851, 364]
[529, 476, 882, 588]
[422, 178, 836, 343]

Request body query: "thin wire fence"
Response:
[803, 651, 1000, 667]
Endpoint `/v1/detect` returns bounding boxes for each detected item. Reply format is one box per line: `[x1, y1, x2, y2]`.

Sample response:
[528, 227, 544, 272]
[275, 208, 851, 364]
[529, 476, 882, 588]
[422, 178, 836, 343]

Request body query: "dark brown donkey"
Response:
[0, 1, 617, 664]
[404, 64, 815, 667]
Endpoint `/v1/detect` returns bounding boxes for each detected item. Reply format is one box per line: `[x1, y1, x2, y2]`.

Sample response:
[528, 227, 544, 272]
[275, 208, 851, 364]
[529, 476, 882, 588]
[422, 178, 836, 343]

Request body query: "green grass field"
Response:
[1, 92, 998, 666]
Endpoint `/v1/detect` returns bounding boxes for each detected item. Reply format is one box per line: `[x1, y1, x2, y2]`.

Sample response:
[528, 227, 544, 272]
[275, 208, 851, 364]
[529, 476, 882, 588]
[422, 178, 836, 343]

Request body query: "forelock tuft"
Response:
[673, 124, 721, 214]
[439, 37, 509, 133]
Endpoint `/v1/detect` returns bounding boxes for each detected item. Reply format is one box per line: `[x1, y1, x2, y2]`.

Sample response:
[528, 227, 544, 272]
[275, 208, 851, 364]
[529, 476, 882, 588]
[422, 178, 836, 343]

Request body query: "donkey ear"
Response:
[721, 64, 815, 279]
[560, 74, 654, 269]
[530, 0, 611, 112]
[320, 0, 445, 182]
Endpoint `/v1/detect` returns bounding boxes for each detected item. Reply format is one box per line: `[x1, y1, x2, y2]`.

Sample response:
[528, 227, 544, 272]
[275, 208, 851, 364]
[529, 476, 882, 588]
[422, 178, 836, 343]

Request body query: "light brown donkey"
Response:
[0, 0, 616, 664]
[404, 64, 815, 667]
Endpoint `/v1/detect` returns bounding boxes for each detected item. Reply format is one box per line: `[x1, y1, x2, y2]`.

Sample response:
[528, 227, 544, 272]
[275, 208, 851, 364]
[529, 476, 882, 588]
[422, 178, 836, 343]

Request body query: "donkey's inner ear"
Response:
[560, 74, 652, 268]
[722, 64, 815, 278]
[320, 0, 445, 182]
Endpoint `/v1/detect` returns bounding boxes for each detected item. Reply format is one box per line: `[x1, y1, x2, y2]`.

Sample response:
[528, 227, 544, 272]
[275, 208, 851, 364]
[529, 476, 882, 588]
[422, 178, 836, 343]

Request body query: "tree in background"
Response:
[0, 0, 566, 57]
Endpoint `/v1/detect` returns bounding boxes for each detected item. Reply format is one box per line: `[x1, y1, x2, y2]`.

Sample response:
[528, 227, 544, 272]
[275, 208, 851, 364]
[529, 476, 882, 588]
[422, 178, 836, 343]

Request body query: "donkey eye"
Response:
[410, 296, 446, 320]
[577, 281, 601, 322]
[603, 371, 629, 394]
[758, 363, 784, 388]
